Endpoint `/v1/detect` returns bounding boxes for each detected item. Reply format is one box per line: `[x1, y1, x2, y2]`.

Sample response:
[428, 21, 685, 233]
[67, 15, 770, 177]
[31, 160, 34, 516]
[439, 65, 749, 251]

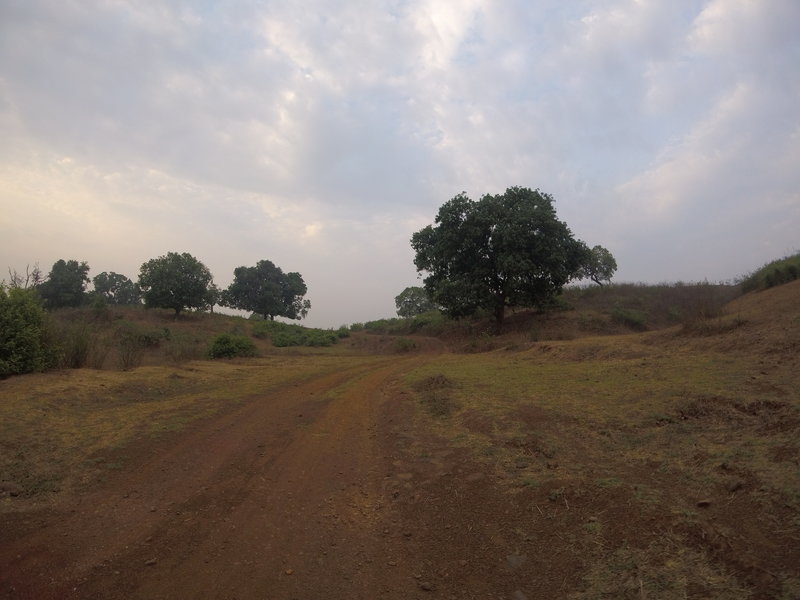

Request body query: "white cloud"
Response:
[1, 1, 799, 324]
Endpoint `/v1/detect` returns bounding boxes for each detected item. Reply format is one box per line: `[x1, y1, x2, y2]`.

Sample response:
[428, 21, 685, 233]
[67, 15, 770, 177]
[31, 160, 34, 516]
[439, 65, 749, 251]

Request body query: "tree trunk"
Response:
[493, 298, 505, 335]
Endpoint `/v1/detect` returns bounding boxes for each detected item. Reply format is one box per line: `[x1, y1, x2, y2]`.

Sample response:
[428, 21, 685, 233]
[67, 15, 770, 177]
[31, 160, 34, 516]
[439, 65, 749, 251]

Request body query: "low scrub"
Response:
[739, 252, 800, 293]
[252, 320, 338, 347]
[360, 310, 447, 336]
[208, 333, 258, 359]
[116, 322, 166, 370]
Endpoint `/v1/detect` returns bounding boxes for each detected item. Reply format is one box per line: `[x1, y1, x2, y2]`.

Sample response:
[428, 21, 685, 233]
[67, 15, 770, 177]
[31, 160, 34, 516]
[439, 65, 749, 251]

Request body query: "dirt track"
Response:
[1, 356, 432, 599]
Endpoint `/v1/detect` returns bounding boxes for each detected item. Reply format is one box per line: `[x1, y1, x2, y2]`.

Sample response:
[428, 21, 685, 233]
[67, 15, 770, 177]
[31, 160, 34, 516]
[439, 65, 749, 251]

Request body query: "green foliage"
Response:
[138, 252, 215, 317]
[411, 187, 591, 332]
[395, 286, 438, 318]
[252, 320, 338, 347]
[93, 271, 141, 305]
[610, 306, 648, 331]
[577, 245, 617, 286]
[739, 252, 800, 293]
[358, 311, 448, 336]
[221, 260, 310, 321]
[394, 338, 417, 353]
[0, 286, 54, 377]
[208, 334, 258, 359]
[37, 259, 90, 309]
[364, 318, 402, 333]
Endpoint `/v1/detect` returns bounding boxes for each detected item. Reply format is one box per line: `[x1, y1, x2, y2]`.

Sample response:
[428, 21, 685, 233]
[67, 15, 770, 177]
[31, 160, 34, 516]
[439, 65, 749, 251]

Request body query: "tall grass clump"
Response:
[564, 282, 738, 329]
[53, 321, 96, 368]
[116, 322, 165, 370]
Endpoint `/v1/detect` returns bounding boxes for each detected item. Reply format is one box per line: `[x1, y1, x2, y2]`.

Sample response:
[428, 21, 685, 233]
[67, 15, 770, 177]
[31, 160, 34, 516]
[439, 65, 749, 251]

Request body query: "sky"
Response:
[1, 0, 798, 328]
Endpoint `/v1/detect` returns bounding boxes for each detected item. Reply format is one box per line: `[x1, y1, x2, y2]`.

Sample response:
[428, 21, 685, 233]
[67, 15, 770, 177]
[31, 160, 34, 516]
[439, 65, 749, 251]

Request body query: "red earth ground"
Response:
[2, 355, 575, 600]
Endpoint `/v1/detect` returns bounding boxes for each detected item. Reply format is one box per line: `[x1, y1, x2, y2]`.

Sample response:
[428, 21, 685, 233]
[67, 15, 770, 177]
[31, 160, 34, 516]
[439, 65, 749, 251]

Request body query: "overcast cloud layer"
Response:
[1, 0, 798, 327]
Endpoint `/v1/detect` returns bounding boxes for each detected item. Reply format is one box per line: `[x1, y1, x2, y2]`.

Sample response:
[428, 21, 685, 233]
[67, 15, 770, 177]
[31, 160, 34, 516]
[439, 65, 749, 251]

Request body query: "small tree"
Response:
[138, 252, 214, 317]
[411, 187, 590, 332]
[6, 264, 43, 289]
[93, 272, 142, 305]
[395, 286, 438, 318]
[578, 245, 617, 286]
[36, 259, 90, 309]
[222, 260, 311, 320]
[0, 286, 54, 378]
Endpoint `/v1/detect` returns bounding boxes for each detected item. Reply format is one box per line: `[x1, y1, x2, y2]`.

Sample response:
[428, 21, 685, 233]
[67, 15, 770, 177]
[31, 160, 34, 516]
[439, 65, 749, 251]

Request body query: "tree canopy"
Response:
[577, 245, 617, 286]
[93, 271, 141, 305]
[36, 259, 90, 309]
[395, 286, 438, 318]
[138, 252, 214, 317]
[221, 260, 310, 321]
[411, 187, 591, 332]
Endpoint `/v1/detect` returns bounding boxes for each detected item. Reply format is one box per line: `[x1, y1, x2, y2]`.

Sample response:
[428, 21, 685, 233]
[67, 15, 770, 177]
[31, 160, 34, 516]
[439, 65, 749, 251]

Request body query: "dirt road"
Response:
[1, 356, 437, 599]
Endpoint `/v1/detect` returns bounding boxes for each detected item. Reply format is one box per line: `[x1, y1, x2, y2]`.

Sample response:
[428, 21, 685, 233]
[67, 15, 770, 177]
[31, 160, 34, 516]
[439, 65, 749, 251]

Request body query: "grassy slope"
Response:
[399, 280, 800, 598]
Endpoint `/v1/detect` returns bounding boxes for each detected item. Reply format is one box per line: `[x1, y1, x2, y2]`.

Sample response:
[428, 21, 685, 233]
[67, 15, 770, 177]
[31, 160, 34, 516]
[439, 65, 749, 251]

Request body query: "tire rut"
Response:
[1, 355, 424, 600]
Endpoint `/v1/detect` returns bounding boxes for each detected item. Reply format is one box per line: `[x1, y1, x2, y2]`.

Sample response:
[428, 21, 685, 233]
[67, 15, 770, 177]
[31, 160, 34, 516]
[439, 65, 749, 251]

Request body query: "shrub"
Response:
[252, 320, 279, 339]
[610, 306, 647, 331]
[116, 322, 165, 370]
[0, 286, 55, 377]
[739, 252, 800, 292]
[208, 334, 258, 359]
[163, 331, 204, 363]
[395, 338, 417, 353]
[53, 322, 95, 369]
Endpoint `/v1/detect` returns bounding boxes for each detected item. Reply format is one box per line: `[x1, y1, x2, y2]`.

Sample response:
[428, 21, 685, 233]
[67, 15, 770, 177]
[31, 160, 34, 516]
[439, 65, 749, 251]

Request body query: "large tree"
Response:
[93, 271, 141, 305]
[36, 259, 90, 309]
[411, 187, 590, 332]
[138, 252, 214, 317]
[395, 286, 438, 318]
[222, 260, 310, 321]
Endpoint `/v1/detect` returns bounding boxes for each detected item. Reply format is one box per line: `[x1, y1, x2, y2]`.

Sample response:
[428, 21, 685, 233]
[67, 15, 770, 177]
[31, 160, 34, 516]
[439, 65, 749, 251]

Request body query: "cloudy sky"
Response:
[1, 1, 798, 327]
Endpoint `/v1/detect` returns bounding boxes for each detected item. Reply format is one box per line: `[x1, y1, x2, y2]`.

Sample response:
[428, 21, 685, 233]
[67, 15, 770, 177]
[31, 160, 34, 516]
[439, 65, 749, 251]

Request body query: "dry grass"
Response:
[400, 282, 800, 598]
[0, 355, 383, 502]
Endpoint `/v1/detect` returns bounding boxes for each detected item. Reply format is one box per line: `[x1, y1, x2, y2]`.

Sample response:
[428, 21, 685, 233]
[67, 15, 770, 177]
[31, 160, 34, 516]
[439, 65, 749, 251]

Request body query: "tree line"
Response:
[5, 254, 310, 320]
[1, 254, 310, 377]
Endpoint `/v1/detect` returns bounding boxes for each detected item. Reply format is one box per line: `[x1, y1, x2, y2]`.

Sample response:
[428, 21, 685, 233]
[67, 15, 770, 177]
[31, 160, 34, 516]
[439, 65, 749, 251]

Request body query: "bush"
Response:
[395, 338, 417, 353]
[116, 322, 165, 370]
[162, 331, 204, 363]
[0, 286, 55, 377]
[610, 306, 647, 331]
[252, 319, 279, 339]
[253, 320, 339, 347]
[53, 322, 95, 369]
[208, 334, 258, 359]
[739, 252, 800, 292]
